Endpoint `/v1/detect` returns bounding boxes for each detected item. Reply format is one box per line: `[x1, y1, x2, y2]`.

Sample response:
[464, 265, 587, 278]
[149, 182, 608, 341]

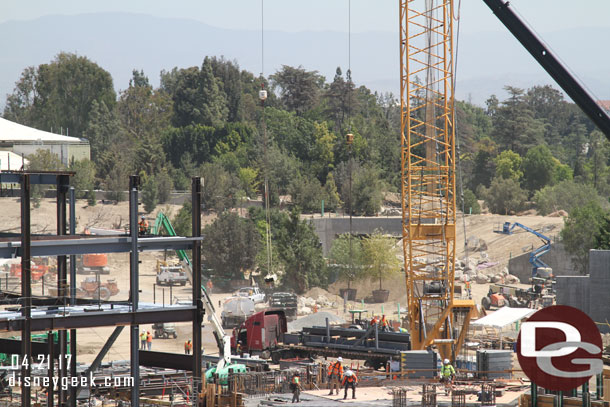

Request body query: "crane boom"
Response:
[482, 0, 610, 138]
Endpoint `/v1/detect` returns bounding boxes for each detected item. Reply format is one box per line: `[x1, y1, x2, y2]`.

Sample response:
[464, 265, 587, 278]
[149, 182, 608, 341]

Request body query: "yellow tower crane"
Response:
[399, 0, 476, 361]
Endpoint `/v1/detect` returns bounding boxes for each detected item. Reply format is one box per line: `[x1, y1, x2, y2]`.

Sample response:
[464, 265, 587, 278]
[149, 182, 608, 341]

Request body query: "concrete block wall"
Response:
[588, 250, 610, 333]
[555, 276, 589, 315]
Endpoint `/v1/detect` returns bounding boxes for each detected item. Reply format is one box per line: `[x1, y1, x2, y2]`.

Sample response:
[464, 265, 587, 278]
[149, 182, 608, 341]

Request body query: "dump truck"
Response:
[269, 292, 298, 320]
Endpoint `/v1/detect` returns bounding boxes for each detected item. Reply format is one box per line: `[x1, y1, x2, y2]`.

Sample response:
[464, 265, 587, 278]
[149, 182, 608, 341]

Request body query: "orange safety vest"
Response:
[371, 317, 378, 326]
[147, 333, 152, 343]
[139, 220, 148, 233]
[292, 376, 300, 385]
[381, 317, 388, 326]
[328, 362, 343, 377]
[342, 374, 358, 385]
[185, 341, 192, 351]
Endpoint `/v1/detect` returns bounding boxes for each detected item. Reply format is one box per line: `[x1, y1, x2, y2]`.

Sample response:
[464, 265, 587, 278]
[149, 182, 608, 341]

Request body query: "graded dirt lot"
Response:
[0, 197, 566, 366]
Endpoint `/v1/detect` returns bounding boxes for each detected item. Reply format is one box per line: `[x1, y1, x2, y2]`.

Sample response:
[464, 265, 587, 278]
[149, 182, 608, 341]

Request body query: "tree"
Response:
[117, 70, 172, 175]
[270, 65, 324, 115]
[460, 188, 481, 215]
[561, 201, 606, 274]
[69, 159, 96, 205]
[594, 214, 610, 251]
[534, 180, 603, 216]
[26, 149, 65, 207]
[325, 67, 359, 133]
[171, 58, 228, 127]
[202, 213, 260, 280]
[155, 168, 174, 204]
[522, 145, 557, 192]
[172, 201, 192, 236]
[491, 86, 545, 155]
[276, 209, 327, 294]
[494, 150, 523, 182]
[328, 234, 365, 290]
[5, 52, 116, 138]
[141, 175, 159, 213]
[481, 177, 527, 214]
[289, 176, 325, 213]
[351, 165, 384, 216]
[199, 162, 239, 212]
[360, 232, 401, 291]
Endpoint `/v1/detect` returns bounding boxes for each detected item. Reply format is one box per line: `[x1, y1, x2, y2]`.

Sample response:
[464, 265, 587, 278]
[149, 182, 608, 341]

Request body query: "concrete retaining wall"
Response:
[507, 242, 577, 283]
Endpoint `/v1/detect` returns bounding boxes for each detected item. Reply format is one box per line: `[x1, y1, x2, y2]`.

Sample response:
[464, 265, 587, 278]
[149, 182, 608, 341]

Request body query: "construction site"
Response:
[1, 0, 610, 407]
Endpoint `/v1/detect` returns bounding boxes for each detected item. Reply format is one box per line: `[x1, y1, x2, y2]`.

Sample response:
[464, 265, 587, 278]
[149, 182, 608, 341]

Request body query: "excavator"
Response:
[400, 0, 610, 362]
[150, 212, 245, 381]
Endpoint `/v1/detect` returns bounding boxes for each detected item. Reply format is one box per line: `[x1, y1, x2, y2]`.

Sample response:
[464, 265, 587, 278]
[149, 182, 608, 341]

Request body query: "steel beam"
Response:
[0, 171, 75, 186]
[192, 177, 203, 394]
[0, 236, 203, 258]
[48, 331, 54, 407]
[21, 174, 32, 407]
[0, 306, 196, 332]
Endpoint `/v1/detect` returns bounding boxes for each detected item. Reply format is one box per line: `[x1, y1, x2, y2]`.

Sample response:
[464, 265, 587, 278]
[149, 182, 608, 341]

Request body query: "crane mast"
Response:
[400, 0, 475, 360]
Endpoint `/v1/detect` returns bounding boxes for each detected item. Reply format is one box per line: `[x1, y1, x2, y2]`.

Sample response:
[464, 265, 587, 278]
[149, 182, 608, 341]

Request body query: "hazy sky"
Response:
[2, 0, 609, 35]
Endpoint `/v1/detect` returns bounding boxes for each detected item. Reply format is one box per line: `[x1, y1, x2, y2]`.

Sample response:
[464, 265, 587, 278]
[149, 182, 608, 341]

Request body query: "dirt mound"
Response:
[548, 210, 568, 217]
[304, 287, 333, 299]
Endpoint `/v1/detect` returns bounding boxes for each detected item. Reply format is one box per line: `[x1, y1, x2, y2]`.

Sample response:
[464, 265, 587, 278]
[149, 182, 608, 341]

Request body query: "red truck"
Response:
[231, 309, 287, 359]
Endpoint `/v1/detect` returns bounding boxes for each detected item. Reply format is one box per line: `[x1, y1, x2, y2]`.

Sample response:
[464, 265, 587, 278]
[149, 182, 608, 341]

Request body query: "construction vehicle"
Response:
[64, 277, 120, 301]
[9, 260, 50, 282]
[75, 254, 110, 275]
[233, 286, 266, 304]
[269, 292, 298, 320]
[231, 309, 411, 369]
[481, 284, 541, 310]
[155, 260, 187, 286]
[150, 212, 194, 284]
[495, 222, 553, 279]
[231, 310, 411, 369]
[221, 297, 255, 329]
[152, 323, 178, 339]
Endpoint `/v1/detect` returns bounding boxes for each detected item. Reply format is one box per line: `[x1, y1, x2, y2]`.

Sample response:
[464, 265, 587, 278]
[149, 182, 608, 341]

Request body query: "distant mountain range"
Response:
[1, 13, 608, 107]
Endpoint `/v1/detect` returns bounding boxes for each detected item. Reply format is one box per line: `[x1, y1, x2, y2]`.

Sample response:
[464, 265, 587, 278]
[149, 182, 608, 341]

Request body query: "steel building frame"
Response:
[0, 172, 205, 407]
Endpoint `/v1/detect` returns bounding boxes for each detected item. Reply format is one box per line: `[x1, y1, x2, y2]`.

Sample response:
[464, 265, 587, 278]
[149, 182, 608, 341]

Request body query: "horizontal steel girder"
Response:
[0, 236, 203, 258]
[0, 306, 197, 332]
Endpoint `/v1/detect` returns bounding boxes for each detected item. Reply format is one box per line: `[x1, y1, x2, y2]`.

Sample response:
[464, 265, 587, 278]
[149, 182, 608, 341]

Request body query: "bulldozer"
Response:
[77, 277, 120, 301]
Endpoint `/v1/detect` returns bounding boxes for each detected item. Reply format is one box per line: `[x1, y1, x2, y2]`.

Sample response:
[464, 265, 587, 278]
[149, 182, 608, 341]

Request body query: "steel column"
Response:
[21, 174, 31, 407]
[129, 175, 140, 407]
[47, 331, 54, 407]
[192, 177, 203, 396]
[69, 187, 77, 406]
[57, 175, 68, 406]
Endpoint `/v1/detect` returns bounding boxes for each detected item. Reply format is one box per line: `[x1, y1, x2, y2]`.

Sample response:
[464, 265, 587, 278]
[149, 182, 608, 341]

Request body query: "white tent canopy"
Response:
[472, 307, 535, 329]
[0, 117, 83, 143]
[0, 151, 28, 171]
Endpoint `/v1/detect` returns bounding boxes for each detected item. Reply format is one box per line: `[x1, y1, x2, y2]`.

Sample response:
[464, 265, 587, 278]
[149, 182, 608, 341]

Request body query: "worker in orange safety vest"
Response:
[138, 216, 149, 235]
[327, 357, 343, 395]
[342, 369, 358, 400]
[184, 339, 192, 355]
[290, 372, 302, 403]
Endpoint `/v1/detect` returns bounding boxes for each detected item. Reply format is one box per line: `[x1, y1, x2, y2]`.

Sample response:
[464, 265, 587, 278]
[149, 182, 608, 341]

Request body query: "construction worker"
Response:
[380, 314, 390, 332]
[327, 357, 343, 395]
[464, 276, 472, 299]
[370, 315, 379, 326]
[342, 369, 358, 400]
[146, 331, 153, 351]
[138, 216, 148, 235]
[140, 330, 147, 350]
[440, 358, 456, 395]
[184, 339, 192, 355]
[290, 372, 301, 403]
[236, 340, 243, 357]
[206, 279, 213, 294]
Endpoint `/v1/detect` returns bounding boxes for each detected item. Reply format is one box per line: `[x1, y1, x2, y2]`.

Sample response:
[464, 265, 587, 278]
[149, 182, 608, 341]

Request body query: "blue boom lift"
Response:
[495, 222, 552, 279]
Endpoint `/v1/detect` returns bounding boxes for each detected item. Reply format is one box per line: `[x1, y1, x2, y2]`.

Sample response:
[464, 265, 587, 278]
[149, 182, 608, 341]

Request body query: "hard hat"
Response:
[141, 216, 145, 219]
[337, 357, 343, 362]
[444, 359, 450, 364]
[345, 370, 353, 376]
